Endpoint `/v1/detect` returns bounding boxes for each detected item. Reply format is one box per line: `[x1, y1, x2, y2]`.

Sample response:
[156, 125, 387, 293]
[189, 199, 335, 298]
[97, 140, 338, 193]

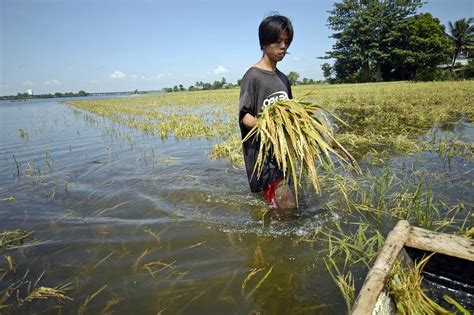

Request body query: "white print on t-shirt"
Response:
[262, 91, 289, 108]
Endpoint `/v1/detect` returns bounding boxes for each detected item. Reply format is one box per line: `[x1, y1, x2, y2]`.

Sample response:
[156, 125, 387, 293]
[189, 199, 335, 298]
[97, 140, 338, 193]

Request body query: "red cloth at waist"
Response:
[263, 177, 284, 208]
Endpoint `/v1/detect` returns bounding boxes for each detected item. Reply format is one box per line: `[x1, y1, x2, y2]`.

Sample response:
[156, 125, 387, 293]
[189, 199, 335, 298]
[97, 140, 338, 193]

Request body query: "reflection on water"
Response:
[0, 98, 472, 314]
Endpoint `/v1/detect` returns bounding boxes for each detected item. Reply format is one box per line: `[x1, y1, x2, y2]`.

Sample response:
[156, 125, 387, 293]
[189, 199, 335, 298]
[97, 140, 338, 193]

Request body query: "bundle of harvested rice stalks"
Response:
[242, 95, 360, 204]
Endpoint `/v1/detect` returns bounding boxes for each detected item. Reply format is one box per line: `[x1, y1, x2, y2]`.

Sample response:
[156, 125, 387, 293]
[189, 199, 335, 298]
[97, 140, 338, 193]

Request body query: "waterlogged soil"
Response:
[0, 97, 472, 314]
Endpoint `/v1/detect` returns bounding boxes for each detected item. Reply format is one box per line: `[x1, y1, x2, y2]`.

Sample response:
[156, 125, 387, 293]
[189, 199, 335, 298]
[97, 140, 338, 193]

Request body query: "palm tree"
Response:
[447, 18, 474, 68]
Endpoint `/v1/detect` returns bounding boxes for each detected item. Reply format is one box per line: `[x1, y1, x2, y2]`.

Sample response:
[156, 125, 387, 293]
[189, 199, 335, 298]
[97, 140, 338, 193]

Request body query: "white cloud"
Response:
[185, 73, 208, 79]
[213, 65, 229, 75]
[22, 80, 34, 86]
[151, 74, 164, 80]
[109, 70, 126, 80]
[130, 74, 138, 79]
[140, 74, 164, 81]
[44, 79, 61, 86]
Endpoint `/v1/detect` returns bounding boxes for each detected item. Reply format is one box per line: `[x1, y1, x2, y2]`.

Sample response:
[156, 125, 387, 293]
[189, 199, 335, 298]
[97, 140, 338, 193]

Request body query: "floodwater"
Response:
[0, 98, 472, 314]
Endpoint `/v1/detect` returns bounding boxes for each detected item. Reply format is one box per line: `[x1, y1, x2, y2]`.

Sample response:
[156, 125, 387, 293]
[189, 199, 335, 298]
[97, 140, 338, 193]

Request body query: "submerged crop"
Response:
[66, 81, 473, 165]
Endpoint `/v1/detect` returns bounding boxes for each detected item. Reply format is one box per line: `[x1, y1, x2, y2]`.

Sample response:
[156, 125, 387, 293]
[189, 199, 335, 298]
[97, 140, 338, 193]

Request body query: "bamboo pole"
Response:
[351, 220, 411, 315]
[406, 226, 474, 262]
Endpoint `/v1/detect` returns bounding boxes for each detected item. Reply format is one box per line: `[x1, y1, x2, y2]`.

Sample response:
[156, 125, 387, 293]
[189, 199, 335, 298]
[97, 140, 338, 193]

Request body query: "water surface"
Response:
[0, 98, 472, 314]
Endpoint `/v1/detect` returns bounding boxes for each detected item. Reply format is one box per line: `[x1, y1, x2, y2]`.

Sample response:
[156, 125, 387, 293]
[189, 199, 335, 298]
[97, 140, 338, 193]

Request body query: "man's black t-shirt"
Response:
[238, 67, 293, 193]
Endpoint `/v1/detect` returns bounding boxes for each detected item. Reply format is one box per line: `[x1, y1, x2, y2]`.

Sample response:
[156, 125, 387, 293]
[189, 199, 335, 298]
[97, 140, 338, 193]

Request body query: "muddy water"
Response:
[0, 98, 472, 314]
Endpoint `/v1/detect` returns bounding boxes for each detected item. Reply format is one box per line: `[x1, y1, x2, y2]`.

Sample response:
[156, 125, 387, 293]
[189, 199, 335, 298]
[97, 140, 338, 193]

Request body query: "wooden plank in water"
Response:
[352, 222, 473, 315]
[405, 226, 474, 262]
[351, 220, 411, 315]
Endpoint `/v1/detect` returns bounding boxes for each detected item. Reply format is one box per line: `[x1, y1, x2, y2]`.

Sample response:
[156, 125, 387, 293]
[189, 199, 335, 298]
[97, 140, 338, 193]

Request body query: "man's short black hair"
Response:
[258, 14, 293, 50]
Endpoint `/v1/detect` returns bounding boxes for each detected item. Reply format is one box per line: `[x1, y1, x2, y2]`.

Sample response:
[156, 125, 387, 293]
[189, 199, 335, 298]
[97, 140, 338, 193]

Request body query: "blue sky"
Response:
[1, 0, 472, 95]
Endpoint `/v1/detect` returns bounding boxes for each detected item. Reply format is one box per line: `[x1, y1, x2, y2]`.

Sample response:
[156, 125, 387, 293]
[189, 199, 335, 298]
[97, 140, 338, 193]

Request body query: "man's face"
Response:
[264, 31, 290, 63]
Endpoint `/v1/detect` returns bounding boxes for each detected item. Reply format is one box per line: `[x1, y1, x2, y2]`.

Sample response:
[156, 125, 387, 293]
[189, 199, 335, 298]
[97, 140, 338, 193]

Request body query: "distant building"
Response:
[438, 51, 470, 69]
[27, 89, 33, 96]
[453, 51, 470, 66]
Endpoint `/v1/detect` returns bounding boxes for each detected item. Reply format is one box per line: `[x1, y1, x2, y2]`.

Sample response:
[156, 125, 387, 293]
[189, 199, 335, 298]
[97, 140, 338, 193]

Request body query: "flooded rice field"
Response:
[1, 82, 473, 314]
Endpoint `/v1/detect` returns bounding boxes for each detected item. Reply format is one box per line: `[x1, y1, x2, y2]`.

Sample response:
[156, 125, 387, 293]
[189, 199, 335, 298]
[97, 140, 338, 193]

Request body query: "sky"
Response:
[1, 0, 473, 95]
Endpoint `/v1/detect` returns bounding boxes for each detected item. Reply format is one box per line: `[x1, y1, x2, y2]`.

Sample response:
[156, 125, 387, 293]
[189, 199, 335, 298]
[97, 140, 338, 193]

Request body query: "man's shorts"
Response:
[263, 177, 285, 208]
[259, 155, 285, 207]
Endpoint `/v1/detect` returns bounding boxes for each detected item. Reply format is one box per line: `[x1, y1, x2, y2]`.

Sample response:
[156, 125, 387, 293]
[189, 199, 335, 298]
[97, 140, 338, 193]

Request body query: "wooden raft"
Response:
[351, 220, 474, 315]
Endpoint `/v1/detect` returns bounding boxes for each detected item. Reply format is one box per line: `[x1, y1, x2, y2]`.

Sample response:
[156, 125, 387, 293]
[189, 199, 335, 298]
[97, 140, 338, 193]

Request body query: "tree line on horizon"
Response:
[321, 0, 474, 83]
[162, 73, 319, 93]
[0, 90, 88, 101]
[162, 77, 233, 93]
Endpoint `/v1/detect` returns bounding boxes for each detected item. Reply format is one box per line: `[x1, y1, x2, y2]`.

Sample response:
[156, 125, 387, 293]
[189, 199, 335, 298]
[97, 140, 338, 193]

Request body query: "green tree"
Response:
[463, 59, 474, 78]
[195, 81, 204, 89]
[179, 84, 186, 91]
[211, 80, 222, 89]
[326, 0, 423, 82]
[287, 71, 299, 85]
[388, 13, 451, 80]
[78, 90, 88, 97]
[321, 63, 333, 81]
[447, 18, 474, 67]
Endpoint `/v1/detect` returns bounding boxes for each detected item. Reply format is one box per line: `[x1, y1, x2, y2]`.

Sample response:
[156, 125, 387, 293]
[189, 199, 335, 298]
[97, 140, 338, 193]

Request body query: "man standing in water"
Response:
[239, 14, 296, 209]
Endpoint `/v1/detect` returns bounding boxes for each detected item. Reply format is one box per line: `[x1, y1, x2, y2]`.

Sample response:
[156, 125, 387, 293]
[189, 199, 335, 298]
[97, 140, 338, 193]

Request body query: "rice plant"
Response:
[324, 257, 355, 313]
[388, 255, 450, 314]
[0, 271, 73, 311]
[0, 229, 32, 250]
[322, 222, 383, 313]
[78, 285, 107, 315]
[242, 94, 360, 203]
